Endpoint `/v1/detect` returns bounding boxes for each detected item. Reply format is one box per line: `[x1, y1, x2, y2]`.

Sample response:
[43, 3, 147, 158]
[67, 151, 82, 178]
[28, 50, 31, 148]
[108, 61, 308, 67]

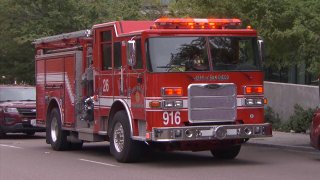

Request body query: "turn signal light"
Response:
[162, 87, 183, 96]
[149, 101, 161, 108]
[264, 98, 268, 105]
[244, 86, 263, 94]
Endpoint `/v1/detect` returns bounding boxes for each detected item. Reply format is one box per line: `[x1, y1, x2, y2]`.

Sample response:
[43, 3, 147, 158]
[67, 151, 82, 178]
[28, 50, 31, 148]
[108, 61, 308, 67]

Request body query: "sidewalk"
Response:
[247, 131, 317, 152]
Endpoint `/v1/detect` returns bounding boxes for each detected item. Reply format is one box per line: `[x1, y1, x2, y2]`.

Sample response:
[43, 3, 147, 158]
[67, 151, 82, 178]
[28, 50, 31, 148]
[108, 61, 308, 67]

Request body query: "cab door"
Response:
[112, 41, 125, 99]
[95, 29, 114, 132]
[127, 39, 146, 136]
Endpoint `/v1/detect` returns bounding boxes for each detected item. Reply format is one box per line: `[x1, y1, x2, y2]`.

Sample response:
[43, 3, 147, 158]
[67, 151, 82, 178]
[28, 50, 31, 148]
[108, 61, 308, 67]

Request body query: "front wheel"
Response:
[48, 108, 69, 151]
[210, 145, 241, 159]
[110, 110, 143, 163]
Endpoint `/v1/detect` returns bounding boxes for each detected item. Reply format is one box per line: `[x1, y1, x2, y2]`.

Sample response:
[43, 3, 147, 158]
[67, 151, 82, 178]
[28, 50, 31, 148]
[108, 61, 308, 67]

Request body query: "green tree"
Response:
[169, 0, 320, 78]
[0, 0, 93, 84]
[0, 0, 144, 84]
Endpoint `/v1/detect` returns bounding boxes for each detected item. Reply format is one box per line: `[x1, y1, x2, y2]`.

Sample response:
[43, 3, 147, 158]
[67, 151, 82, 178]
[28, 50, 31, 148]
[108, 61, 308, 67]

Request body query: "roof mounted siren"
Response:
[151, 18, 242, 29]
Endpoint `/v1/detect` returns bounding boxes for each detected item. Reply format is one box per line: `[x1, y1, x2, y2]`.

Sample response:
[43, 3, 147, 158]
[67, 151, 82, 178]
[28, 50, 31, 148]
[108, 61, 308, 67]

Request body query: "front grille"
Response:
[188, 83, 236, 123]
[17, 108, 36, 118]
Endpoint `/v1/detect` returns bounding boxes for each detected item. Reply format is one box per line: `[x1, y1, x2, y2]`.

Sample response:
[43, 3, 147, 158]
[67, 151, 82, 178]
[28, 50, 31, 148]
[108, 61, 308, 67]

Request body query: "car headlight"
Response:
[4, 107, 19, 113]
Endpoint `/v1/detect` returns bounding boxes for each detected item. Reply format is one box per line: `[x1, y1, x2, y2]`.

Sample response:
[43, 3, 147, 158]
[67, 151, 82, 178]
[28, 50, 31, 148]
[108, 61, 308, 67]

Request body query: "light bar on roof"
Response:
[152, 18, 242, 29]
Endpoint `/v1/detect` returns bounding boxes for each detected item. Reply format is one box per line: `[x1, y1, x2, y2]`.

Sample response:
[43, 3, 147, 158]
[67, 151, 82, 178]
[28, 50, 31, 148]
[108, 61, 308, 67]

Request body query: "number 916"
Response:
[162, 111, 181, 125]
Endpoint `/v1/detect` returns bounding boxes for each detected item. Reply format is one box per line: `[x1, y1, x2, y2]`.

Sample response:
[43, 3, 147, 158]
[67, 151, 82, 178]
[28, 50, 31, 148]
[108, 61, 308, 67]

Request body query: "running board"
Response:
[77, 128, 106, 142]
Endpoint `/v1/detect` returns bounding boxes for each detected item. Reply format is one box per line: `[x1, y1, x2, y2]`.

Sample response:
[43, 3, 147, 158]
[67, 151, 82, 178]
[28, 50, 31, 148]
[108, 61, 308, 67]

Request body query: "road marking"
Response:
[79, 159, 119, 167]
[0, 144, 23, 149]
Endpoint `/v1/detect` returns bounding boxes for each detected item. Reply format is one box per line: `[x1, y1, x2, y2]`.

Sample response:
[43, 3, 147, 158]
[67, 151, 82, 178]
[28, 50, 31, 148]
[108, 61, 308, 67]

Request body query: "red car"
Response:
[310, 105, 320, 150]
[0, 85, 45, 137]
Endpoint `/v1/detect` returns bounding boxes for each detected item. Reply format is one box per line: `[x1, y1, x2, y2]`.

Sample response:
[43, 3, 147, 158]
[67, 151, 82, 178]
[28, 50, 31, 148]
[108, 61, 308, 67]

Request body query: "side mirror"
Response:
[127, 40, 136, 67]
[258, 38, 265, 63]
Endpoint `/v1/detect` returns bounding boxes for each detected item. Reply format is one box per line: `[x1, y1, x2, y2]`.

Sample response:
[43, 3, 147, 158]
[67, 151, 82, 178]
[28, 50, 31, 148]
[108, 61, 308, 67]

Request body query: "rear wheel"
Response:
[48, 108, 69, 151]
[210, 145, 241, 159]
[110, 110, 143, 163]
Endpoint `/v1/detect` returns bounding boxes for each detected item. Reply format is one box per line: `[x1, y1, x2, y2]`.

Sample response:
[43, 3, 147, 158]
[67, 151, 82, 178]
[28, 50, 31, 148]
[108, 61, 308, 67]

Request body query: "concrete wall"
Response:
[264, 81, 319, 121]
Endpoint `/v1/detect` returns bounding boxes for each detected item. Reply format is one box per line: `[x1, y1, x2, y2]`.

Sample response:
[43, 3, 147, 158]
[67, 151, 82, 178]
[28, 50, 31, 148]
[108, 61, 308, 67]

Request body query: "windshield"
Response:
[147, 36, 261, 72]
[0, 87, 36, 102]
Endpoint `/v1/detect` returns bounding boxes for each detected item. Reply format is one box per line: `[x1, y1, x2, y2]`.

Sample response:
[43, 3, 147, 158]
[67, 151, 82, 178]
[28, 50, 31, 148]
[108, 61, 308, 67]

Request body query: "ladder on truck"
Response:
[33, 29, 92, 45]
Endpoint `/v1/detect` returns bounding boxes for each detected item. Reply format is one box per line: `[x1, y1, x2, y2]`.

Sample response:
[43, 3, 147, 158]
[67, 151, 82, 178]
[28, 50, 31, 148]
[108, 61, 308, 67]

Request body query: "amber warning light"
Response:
[244, 86, 264, 94]
[162, 87, 183, 96]
[152, 18, 242, 29]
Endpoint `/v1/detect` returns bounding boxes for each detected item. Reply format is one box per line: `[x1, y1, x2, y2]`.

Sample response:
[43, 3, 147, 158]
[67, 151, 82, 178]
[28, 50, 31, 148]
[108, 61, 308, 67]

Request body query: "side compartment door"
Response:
[63, 54, 77, 126]
[45, 57, 65, 124]
[35, 58, 46, 124]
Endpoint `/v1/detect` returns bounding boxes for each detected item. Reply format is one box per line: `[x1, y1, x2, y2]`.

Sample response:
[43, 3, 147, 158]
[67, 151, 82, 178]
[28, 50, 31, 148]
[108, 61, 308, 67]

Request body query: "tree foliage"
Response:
[0, 0, 319, 84]
[169, 0, 320, 78]
[0, 0, 144, 84]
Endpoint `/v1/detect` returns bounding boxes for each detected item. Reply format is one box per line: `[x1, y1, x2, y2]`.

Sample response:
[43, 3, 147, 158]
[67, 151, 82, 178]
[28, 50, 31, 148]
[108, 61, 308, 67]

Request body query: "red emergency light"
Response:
[152, 18, 242, 29]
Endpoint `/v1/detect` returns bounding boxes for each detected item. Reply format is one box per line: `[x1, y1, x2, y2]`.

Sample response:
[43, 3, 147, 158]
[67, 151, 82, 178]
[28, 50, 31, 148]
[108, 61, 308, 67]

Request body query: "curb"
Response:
[245, 142, 318, 153]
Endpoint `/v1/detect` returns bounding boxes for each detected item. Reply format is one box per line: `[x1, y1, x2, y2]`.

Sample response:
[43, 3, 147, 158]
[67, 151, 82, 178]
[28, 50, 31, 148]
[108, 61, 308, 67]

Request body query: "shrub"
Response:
[284, 104, 316, 133]
[264, 106, 282, 130]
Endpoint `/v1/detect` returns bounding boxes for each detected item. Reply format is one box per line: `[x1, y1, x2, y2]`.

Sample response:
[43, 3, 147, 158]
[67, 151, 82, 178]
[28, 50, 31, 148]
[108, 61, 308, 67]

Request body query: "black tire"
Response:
[210, 145, 241, 159]
[110, 110, 143, 163]
[48, 108, 69, 151]
[69, 142, 83, 150]
[0, 132, 6, 138]
[25, 132, 36, 136]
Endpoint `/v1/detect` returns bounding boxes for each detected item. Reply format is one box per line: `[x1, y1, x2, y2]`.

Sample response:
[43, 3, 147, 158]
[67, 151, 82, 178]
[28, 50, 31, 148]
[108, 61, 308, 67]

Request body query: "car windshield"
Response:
[146, 36, 261, 72]
[0, 87, 36, 102]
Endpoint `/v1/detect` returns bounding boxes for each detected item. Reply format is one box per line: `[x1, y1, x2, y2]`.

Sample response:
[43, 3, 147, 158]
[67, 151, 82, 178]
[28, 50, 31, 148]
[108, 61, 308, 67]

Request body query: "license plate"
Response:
[30, 119, 37, 127]
[200, 129, 214, 136]
[227, 129, 238, 135]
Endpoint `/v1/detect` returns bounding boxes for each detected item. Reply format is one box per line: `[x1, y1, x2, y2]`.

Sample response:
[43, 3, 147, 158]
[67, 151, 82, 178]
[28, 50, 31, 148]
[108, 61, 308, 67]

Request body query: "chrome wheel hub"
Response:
[51, 117, 58, 142]
[113, 122, 125, 153]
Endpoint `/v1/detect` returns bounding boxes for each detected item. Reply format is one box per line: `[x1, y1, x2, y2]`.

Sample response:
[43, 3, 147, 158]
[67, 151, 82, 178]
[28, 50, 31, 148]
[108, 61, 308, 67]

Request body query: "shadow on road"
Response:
[140, 151, 268, 167]
[0, 133, 45, 140]
[67, 143, 269, 167]
[56, 143, 115, 158]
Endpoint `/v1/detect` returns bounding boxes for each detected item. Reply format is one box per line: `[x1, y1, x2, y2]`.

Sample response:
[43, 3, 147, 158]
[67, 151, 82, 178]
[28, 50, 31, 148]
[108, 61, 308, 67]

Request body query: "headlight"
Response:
[4, 107, 19, 113]
[245, 98, 264, 106]
[163, 100, 183, 108]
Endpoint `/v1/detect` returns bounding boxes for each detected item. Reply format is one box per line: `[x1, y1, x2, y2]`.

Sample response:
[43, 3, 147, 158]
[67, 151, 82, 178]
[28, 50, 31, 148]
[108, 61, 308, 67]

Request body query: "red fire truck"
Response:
[34, 18, 272, 162]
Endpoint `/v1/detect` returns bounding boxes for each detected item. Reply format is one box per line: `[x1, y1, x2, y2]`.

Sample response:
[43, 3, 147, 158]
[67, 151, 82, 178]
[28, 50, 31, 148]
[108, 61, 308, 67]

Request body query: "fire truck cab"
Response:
[34, 18, 272, 162]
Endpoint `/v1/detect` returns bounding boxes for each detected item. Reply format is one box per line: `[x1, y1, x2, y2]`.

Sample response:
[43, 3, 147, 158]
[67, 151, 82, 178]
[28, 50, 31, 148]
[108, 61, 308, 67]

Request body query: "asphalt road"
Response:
[1, 133, 320, 180]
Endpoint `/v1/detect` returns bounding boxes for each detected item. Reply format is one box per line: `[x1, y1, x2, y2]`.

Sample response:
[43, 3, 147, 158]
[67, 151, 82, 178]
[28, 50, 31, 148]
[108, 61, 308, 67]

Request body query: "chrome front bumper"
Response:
[152, 123, 272, 142]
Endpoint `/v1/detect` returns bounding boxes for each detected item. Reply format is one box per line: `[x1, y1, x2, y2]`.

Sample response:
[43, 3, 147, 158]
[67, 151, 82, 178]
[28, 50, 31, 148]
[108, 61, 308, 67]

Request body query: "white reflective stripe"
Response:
[36, 72, 74, 104]
[146, 109, 188, 112]
[64, 74, 74, 104]
[99, 97, 114, 107]
[36, 74, 45, 83]
[37, 73, 63, 83]
[46, 73, 64, 82]
[99, 96, 131, 107]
